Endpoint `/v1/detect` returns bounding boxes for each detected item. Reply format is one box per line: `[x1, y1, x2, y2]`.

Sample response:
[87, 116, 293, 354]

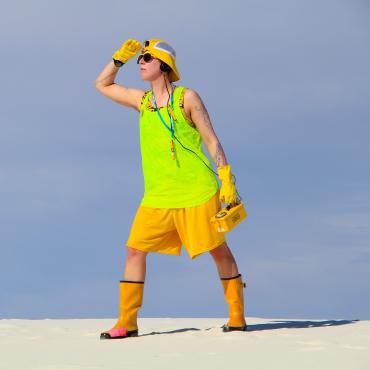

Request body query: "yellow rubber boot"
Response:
[221, 274, 247, 332]
[100, 280, 144, 339]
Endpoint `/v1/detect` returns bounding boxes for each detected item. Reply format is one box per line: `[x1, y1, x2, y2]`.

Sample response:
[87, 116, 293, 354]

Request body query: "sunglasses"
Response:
[137, 53, 155, 64]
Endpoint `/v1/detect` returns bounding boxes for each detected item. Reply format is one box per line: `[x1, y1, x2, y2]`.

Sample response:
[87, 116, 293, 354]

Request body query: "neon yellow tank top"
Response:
[139, 86, 219, 208]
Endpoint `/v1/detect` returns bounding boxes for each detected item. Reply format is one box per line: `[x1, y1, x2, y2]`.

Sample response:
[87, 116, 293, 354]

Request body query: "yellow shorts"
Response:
[126, 191, 226, 259]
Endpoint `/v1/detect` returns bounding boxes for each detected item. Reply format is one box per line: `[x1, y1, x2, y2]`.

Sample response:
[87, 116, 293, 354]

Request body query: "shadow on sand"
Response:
[246, 319, 359, 332]
[139, 319, 359, 337]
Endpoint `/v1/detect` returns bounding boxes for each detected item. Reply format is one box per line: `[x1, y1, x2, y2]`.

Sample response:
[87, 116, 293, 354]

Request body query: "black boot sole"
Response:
[100, 329, 138, 339]
[222, 324, 248, 332]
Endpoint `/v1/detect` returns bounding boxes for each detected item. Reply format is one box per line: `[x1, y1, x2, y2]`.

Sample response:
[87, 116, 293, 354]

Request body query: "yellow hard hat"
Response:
[137, 39, 180, 82]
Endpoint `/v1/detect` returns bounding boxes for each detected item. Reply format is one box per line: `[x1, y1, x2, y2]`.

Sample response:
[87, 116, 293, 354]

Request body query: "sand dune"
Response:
[1, 317, 369, 370]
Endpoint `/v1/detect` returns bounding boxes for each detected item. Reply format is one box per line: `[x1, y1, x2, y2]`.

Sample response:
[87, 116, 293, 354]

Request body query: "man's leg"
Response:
[100, 247, 148, 339]
[210, 242, 247, 331]
[123, 247, 148, 281]
[209, 241, 239, 278]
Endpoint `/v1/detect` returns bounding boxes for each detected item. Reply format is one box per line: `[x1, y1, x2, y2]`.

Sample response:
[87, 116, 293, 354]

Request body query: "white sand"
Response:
[1, 317, 369, 370]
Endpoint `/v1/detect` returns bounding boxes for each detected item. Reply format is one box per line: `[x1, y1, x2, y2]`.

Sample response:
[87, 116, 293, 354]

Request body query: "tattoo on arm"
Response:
[192, 93, 227, 167]
[194, 102, 213, 129]
[215, 142, 226, 167]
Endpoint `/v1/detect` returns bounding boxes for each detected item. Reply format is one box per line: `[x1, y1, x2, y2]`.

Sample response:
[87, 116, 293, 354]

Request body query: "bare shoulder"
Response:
[183, 88, 203, 106]
[127, 87, 147, 111]
[181, 87, 215, 134]
[183, 88, 207, 119]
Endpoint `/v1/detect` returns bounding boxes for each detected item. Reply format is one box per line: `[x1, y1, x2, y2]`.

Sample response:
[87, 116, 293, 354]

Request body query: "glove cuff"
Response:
[112, 50, 130, 64]
[113, 59, 124, 67]
[217, 164, 232, 181]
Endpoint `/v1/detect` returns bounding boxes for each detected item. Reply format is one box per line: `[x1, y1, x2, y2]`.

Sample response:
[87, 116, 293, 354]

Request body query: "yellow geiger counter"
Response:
[210, 200, 247, 233]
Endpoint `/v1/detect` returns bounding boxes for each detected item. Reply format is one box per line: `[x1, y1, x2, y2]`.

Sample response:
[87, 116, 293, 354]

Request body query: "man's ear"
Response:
[160, 62, 171, 73]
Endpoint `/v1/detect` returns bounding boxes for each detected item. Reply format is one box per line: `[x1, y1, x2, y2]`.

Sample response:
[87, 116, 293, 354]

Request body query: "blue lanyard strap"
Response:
[151, 88, 175, 138]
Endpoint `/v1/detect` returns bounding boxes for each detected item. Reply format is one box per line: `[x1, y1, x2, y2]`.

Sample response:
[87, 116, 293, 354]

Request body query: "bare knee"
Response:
[126, 246, 147, 260]
[209, 242, 234, 262]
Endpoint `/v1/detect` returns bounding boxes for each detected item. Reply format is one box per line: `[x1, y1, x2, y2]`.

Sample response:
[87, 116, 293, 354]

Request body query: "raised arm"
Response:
[95, 39, 145, 111]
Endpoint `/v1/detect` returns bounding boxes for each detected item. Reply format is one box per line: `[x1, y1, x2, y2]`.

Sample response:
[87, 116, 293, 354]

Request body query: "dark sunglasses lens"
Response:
[143, 53, 153, 62]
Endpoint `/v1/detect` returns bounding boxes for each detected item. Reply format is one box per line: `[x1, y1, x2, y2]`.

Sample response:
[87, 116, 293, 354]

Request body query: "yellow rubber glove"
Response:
[112, 39, 142, 65]
[218, 164, 237, 205]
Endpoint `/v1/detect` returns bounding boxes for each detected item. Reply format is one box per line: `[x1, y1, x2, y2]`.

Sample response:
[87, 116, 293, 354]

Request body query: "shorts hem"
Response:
[188, 237, 226, 260]
[126, 243, 182, 257]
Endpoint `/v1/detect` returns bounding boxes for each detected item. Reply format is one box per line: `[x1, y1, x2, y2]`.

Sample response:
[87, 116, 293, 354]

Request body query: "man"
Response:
[95, 39, 247, 339]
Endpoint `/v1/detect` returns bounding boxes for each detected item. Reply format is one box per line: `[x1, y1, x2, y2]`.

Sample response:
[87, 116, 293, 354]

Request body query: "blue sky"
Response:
[1, 0, 369, 320]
